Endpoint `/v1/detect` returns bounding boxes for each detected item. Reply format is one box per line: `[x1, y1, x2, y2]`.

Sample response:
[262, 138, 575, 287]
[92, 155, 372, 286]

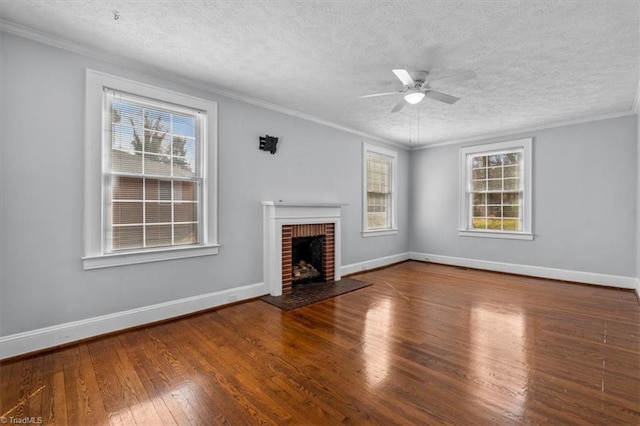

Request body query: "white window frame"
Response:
[362, 143, 398, 237]
[459, 138, 533, 240]
[83, 69, 219, 269]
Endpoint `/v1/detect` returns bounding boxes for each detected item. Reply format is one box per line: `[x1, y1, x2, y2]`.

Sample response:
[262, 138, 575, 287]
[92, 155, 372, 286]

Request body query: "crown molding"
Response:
[0, 19, 403, 149]
[410, 110, 636, 150]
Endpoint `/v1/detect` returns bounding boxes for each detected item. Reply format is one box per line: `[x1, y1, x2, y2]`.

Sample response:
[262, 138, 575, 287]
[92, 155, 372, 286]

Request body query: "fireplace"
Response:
[263, 202, 342, 296]
[282, 223, 335, 293]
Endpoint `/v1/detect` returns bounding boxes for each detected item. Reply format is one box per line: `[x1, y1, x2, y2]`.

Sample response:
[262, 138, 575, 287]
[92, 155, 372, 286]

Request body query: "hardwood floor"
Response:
[1, 261, 639, 425]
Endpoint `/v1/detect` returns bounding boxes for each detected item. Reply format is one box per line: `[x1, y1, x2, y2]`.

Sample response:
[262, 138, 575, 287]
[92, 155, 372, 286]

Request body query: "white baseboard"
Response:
[410, 252, 637, 289]
[636, 279, 640, 302]
[341, 252, 411, 276]
[0, 282, 267, 360]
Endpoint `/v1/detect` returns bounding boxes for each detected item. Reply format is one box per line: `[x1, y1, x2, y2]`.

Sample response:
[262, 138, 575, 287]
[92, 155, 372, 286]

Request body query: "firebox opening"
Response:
[292, 236, 325, 285]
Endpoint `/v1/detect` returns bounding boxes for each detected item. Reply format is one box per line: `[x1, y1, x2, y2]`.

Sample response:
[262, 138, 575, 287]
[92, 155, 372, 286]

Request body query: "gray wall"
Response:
[410, 115, 637, 277]
[0, 33, 410, 336]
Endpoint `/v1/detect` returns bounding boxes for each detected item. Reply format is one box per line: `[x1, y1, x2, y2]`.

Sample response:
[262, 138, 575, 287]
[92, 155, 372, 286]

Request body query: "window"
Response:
[362, 143, 398, 236]
[459, 138, 532, 240]
[84, 70, 219, 269]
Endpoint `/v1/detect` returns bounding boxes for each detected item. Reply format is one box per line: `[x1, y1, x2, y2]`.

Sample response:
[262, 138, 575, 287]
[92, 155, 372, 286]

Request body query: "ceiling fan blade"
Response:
[424, 90, 459, 104]
[392, 69, 415, 86]
[391, 98, 406, 113]
[428, 70, 476, 88]
[360, 91, 403, 98]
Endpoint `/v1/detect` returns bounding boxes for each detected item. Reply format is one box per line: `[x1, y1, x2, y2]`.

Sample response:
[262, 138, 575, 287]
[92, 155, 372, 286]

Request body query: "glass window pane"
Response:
[472, 217, 487, 229]
[504, 178, 519, 191]
[487, 206, 501, 217]
[503, 206, 519, 218]
[487, 218, 502, 230]
[488, 179, 502, 191]
[172, 113, 196, 138]
[145, 202, 171, 223]
[487, 193, 501, 204]
[472, 168, 486, 180]
[503, 219, 521, 231]
[172, 136, 196, 177]
[144, 153, 171, 175]
[111, 150, 142, 174]
[473, 193, 486, 205]
[145, 224, 172, 247]
[472, 155, 486, 168]
[504, 153, 518, 165]
[113, 177, 143, 200]
[112, 226, 143, 250]
[473, 205, 485, 217]
[112, 202, 143, 225]
[473, 180, 487, 191]
[503, 165, 519, 178]
[488, 155, 501, 166]
[488, 166, 502, 179]
[176, 181, 196, 201]
[503, 192, 520, 205]
[175, 223, 197, 245]
[174, 202, 197, 222]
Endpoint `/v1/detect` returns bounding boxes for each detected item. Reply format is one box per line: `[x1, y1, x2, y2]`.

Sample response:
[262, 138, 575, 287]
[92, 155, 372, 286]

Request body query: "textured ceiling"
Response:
[1, 0, 639, 147]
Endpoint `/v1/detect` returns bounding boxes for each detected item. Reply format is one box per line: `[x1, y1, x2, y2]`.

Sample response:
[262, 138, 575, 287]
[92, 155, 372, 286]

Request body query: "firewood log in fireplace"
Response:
[292, 260, 320, 281]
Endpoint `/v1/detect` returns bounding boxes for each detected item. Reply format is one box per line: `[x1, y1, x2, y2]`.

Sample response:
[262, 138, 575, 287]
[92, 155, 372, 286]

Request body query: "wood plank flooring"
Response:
[1, 261, 639, 424]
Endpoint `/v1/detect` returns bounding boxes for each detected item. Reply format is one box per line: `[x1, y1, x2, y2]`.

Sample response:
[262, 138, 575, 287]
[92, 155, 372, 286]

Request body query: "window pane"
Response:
[503, 219, 521, 231]
[487, 206, 501, 217]
[112, 226, 143, 250]
[472, 168, 486, 179]
[172, 114, 196, 138]
[172, 136, 196, 177]
[175, 223, 197, 245]
[174, 202, 197, 222]
[487, 193, 501, 204]
[503, 165, 519, 178]
[473, 205, 485, 216]
[503, 192, 520, 205]
[504, 153, 518, 165]
[472, 217, 487, 229]
[473, 180, 486, 191]
[367, 152, 391, 194]
[473, 193, 486, 205]
[503, 206, 519, 218]
[145, 224, 172, 247]
[144, 153, 171, 175]
[472, 156, 486, 168]
[487, 218, 502, 230]
[111, 150, 142, 174]
[176, 181, 196, 201]
[488, 166, 502, 179]
[488, 179, 502, 191]
[504, 178, 519, 191]
[488, 155, 501, 166]
[112, 202, 143, 225]
[145, 202, 171, 223]
[113, 177, 143, 200]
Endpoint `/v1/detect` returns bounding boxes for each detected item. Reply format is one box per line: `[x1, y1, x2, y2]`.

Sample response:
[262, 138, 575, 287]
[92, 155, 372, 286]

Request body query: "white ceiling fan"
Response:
[362, 69, 476, 113]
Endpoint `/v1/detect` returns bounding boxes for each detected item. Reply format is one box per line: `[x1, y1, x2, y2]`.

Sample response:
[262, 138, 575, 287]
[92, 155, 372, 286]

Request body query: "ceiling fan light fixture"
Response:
[404, 91, 425, 104]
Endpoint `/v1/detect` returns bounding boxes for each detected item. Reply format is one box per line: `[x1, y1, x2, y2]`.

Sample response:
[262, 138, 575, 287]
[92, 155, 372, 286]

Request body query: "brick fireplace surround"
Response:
[263, 202, 342, 296]
[281, 223, 335, 294]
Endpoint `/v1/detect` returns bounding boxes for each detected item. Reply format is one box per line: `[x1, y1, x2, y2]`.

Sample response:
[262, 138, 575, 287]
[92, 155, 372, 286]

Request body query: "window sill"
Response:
[362, 228, 399, 238]
[458, 230, 533, 240]
[82, 244, 220, 270]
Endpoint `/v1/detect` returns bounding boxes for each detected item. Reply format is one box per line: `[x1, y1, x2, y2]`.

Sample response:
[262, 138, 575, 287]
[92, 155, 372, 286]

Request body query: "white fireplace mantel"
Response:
[263, 201, 343, 296]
